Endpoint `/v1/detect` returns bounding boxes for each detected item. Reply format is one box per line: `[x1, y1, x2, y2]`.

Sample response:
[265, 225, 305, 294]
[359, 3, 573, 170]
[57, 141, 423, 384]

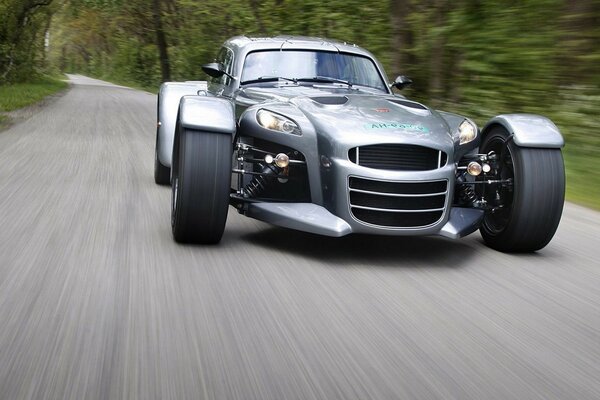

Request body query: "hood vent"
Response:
[310, 96, 349, 105]
[389, 99, 428, 110]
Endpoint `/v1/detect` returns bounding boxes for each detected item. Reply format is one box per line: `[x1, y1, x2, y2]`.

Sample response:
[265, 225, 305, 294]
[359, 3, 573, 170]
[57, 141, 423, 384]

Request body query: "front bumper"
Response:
[244, 158, 484, 239]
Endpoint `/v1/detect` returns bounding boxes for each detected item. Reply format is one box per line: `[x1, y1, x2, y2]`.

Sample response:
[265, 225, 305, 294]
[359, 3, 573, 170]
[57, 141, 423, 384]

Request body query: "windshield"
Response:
[241, 50, 388, 92]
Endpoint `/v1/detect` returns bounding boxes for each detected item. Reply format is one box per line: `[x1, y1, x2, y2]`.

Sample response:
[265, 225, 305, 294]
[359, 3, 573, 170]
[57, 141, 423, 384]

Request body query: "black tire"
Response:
[171, 126, 232, 244]
[479, 126, 565, 252]
[154, 131, 171, 185]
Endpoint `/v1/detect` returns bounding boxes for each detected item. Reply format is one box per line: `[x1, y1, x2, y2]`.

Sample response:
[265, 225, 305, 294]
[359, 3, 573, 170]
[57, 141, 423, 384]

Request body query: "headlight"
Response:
[458, 119, 478, 145]
[256, 109, 300, 134]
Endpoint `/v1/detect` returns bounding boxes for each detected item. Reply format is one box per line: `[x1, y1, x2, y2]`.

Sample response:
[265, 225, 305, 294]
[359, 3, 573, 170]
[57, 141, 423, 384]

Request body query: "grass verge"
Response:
[0, 75, 68, 112]
[0, 114, 8, 128]
[563, 147, 600, 210]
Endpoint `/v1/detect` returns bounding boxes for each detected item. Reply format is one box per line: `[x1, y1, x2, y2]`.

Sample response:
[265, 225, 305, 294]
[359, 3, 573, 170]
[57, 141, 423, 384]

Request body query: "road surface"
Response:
[0, 75, 598, 400]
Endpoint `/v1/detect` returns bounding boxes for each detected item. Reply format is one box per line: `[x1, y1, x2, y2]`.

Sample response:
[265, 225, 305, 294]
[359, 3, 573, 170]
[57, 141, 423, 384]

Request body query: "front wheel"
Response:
[479, 126, 565, 252]
[171, 127, 232, 244]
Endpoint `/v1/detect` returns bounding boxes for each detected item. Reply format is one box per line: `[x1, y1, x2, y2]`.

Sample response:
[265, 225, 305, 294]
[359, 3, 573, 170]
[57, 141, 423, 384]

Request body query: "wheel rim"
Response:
[482, 136, 515, 235]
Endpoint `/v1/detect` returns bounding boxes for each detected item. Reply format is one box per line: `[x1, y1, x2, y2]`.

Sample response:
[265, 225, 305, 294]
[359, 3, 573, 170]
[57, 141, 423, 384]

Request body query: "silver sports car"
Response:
[155, 36, 565, 252]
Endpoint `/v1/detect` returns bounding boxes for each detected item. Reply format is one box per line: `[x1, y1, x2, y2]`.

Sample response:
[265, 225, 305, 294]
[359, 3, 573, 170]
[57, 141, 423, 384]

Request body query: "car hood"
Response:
[240, 85, 455, 149]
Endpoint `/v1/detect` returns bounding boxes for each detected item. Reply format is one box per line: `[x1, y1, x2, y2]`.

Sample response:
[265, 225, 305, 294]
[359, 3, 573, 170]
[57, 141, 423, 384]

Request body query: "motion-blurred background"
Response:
[1, 0, 598, 208]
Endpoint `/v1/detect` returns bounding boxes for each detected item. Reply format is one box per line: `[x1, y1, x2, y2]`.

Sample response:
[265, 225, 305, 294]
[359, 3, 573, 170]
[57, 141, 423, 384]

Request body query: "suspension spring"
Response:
[459, 185, 478, 205]
[243, 164, 279, 198]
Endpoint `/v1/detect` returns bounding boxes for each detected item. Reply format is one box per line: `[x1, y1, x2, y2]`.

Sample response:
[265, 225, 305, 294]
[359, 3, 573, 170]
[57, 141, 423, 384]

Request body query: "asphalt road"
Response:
[0, 75, 598, 400]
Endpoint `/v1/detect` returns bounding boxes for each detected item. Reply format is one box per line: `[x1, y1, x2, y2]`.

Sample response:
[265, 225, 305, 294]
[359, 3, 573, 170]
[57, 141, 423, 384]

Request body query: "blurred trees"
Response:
[2, 0, 599, 129]
[398, 0, 566, 116]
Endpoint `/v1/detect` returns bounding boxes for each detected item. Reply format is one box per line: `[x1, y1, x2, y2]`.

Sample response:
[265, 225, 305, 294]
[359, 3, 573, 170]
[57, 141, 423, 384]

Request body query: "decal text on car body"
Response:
[364, 122, 430, 133]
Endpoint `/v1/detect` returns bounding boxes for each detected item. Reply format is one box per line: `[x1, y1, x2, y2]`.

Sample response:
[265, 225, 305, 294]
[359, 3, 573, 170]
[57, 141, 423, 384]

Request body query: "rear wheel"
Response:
[171, 126, 232, 244]
[479, 126, 565, 252]
[154, 131, 170, 185]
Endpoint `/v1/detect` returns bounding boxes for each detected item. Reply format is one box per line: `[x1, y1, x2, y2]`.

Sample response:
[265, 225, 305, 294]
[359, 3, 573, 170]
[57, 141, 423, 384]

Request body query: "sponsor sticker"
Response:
[364, 122, 430, 133]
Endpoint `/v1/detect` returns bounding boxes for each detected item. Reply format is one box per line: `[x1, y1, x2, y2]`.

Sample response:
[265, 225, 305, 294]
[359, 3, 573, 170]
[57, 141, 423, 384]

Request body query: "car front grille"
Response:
[348, 177, 447, 228]
[348, 144, 446, 171]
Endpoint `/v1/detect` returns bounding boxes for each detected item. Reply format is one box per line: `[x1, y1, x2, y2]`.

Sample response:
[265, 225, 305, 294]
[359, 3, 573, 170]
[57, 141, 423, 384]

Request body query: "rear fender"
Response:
[157, 81, 208, 167]
[481, 114, 564, 149]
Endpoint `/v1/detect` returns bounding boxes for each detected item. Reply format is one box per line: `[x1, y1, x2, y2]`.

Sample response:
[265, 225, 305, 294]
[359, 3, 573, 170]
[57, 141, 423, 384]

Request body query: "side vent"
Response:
[389, 99, 428, 110]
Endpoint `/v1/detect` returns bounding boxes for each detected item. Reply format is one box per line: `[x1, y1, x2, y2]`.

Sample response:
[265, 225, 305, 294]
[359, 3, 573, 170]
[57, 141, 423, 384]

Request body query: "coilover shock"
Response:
[456, 172, 478, 205]
[459, 185, 478, 205]
[242, 164, 280, 198]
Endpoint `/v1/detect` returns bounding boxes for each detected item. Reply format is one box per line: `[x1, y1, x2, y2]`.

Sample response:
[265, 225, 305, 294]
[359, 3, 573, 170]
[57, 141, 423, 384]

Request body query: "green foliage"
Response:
[0, 0, 57, 84]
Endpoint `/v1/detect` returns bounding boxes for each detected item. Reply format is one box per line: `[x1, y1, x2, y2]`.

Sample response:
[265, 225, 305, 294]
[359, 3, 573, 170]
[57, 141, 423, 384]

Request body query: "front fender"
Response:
[482, 114, 564, 148]
[179, 96, 235, 134]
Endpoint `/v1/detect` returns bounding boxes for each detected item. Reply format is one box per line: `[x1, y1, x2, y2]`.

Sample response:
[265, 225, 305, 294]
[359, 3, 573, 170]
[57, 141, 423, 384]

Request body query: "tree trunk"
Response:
[152, 0, 171, 82]
[390, 0, 411, 76]
[248, 0, 267, 35]
[1, 0, 53, 82]
[428, 0, 448, 105]
[559, 0, 597, 83]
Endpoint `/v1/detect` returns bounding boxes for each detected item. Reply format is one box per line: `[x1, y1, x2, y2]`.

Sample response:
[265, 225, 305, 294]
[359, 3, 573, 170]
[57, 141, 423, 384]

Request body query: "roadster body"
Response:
[155, 36, 565, 252]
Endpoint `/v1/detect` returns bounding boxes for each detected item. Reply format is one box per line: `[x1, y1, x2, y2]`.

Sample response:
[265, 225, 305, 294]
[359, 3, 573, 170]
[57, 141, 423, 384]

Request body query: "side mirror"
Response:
[202, 62, 225, 78]
[391, 75, 413, 90]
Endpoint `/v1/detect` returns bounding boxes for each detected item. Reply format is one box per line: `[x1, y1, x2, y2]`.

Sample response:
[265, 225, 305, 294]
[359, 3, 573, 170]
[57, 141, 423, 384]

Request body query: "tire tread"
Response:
[171, 128, 231, 244]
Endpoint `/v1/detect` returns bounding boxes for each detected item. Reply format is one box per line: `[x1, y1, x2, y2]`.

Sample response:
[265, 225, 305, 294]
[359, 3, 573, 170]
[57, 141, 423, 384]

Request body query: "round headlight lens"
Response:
[458, 119, 477, 145]
[281, 120, 296, 133]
